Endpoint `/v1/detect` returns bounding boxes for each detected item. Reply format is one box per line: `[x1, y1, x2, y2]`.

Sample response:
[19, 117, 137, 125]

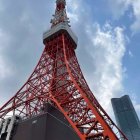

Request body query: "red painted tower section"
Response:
[0, 0, 128, 139]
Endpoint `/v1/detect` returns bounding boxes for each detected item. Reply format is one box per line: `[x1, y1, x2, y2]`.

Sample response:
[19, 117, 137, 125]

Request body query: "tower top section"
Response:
[51, 0, 70, 28]
[43, 0, 78, 47]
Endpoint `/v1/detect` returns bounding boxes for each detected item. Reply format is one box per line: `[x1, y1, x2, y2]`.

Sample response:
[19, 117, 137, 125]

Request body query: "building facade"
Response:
[111, 95, 140, 140]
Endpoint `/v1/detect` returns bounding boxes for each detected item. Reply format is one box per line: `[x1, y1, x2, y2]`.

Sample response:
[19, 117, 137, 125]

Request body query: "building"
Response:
[111, 95, 140, 140]
[0, 103, 80, 140]
[12, 103, 80, 140]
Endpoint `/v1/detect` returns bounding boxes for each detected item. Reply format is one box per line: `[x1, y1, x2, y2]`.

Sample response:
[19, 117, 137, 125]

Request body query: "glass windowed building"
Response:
[111, 95, 140, 140]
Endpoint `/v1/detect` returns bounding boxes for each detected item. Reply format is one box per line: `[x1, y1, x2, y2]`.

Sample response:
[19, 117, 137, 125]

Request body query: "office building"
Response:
[111, 95, 140, 140]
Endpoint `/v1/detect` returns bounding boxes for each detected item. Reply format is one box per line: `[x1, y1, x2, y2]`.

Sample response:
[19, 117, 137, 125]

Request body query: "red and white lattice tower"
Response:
[0, 0, 128, 139]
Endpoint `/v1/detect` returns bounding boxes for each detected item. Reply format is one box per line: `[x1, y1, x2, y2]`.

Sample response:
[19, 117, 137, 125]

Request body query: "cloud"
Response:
[84, 23, 127, 115]
[0, 0, 53, 94]
[130, 0, 140, 33]
[108, 0, 131, 19]
[108, 0, 140, 33]
[0, 29, 14, 107]
[0, 3, 3, 12]
[0, 29, 12, 79]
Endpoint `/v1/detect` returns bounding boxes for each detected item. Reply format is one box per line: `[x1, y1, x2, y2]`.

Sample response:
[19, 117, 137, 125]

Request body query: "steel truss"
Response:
[0, 31, 128, 140]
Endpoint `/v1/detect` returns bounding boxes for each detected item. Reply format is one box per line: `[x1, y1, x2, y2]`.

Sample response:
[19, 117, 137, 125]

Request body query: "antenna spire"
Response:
[51, 0, 70, 28]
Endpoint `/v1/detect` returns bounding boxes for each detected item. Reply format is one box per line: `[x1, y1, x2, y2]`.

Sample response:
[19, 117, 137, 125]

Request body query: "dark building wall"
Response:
[12, 104, 80, 140]
[111, 95, 140, 140]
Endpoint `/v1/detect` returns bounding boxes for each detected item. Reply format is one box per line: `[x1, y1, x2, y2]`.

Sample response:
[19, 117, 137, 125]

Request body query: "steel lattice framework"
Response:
[0, 0, 128, 139]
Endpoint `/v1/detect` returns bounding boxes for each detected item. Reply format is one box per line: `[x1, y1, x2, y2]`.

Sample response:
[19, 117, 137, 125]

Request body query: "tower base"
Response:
[12, 104, 80, 140]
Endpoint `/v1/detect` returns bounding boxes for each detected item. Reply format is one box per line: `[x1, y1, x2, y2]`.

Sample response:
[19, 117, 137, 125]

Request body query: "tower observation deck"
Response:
[0, 0, 128, 139]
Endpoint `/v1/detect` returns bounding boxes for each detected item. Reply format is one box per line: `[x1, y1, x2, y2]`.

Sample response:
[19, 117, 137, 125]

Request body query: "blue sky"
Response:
[0, 0, 140, 121]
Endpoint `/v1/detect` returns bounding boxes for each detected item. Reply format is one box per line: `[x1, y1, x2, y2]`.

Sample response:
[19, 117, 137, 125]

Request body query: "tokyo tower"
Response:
[0, 0, 128, 139]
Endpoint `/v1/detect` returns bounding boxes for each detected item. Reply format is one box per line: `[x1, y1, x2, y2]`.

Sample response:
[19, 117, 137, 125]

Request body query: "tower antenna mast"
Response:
[51, 0, 70, 27]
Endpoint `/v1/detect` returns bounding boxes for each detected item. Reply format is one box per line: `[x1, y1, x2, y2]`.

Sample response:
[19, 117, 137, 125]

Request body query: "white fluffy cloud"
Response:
[67, 0, 80, 24]
[130, 0, 140, 33]
[108, 0, 140, 33]
[85, 23, 126, 115]
[108, 0, 131, 18]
